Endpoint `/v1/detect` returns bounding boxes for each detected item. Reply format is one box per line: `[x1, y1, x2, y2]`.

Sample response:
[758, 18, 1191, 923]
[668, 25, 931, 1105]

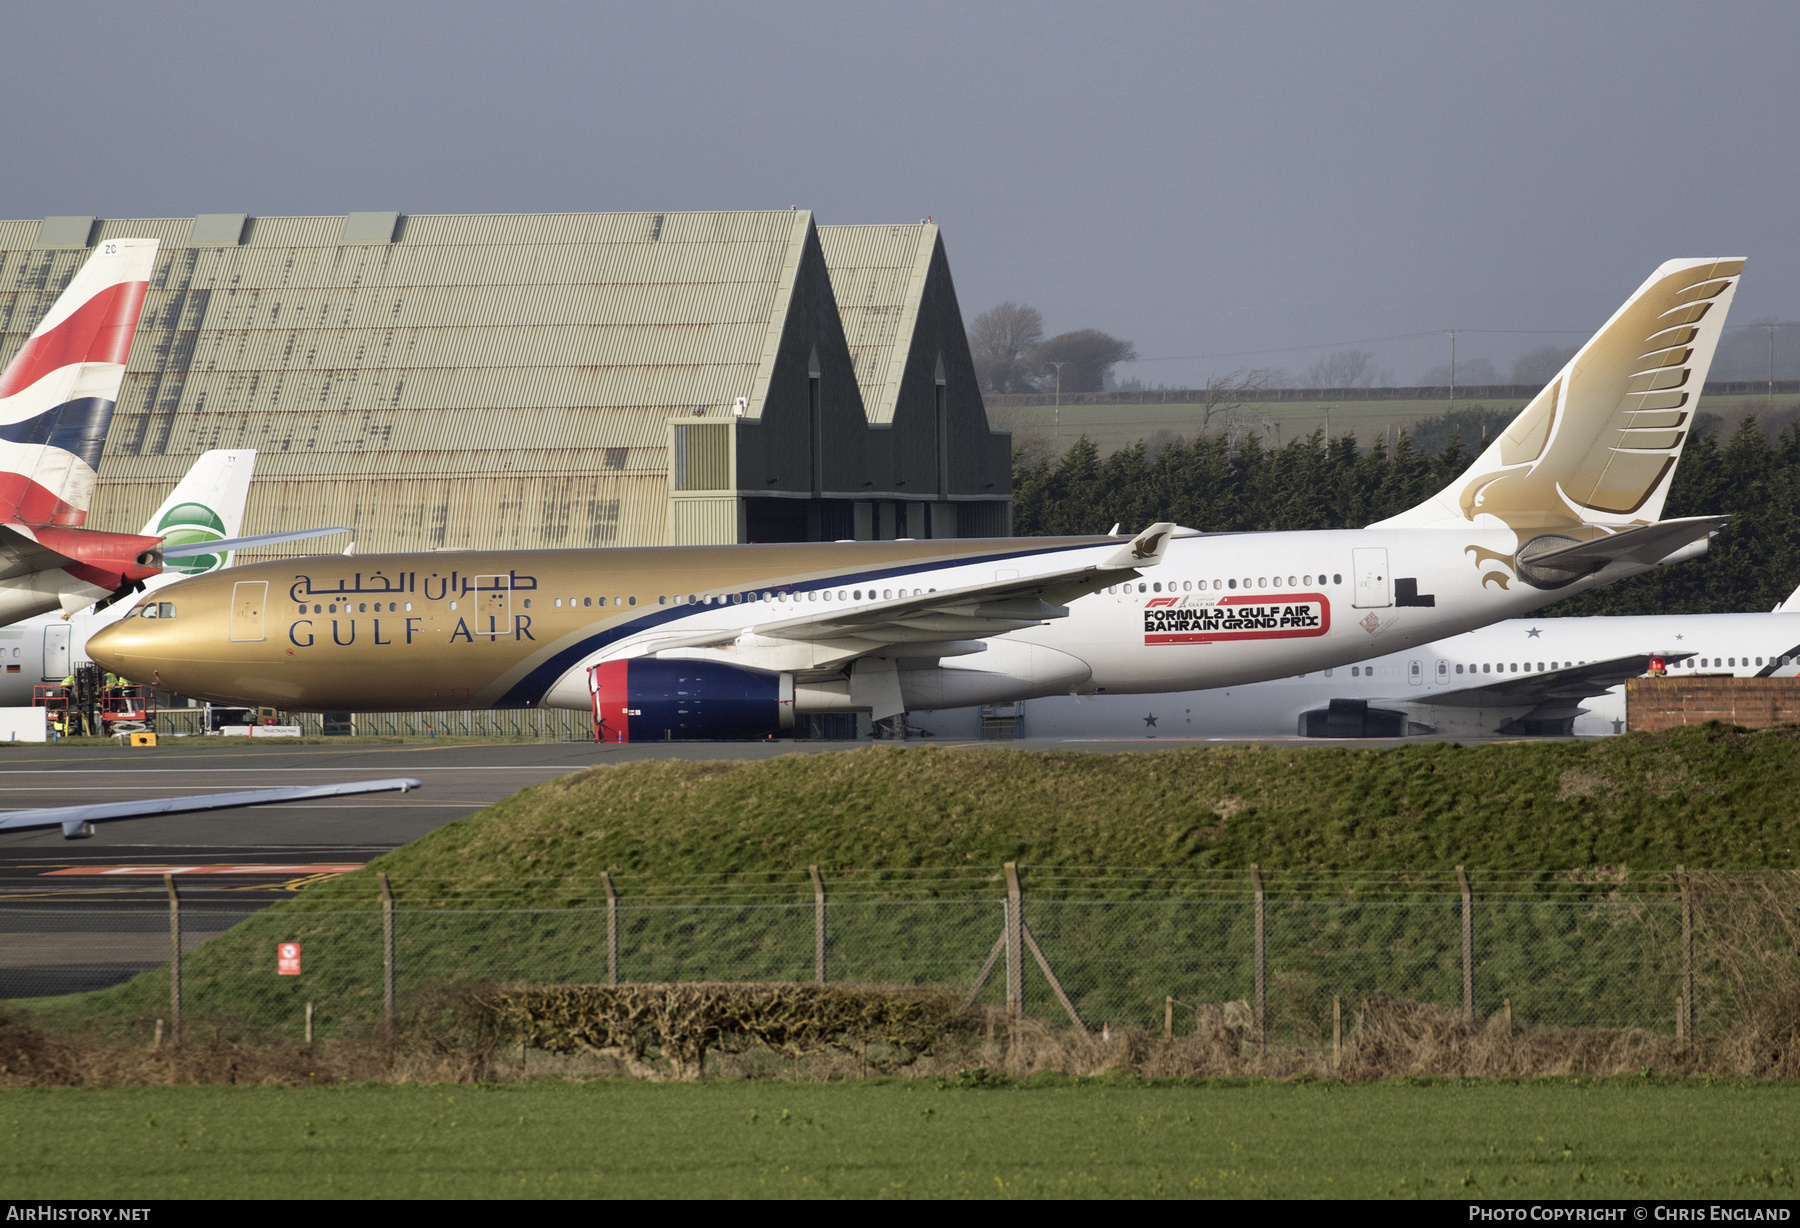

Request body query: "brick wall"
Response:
[1626, 677, 1800, 732]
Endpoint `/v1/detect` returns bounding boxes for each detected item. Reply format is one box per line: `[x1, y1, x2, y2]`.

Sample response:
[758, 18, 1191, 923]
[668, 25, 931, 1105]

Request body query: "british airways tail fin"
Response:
[1377, 258, 1743, 536]
[0, 238, 159, 527]
[137, 449, 256, 582]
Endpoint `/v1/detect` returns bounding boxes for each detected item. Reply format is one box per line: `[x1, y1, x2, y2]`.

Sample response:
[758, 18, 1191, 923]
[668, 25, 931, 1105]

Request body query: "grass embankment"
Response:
[3, 1079, 1795, 1198]
[21, 725, 1800, 1043]
[313, 723, 1800, 903]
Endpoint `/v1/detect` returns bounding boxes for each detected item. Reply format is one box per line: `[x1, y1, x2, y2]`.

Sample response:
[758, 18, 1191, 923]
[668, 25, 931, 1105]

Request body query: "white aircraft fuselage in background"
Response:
[998, 605, 1800, 741]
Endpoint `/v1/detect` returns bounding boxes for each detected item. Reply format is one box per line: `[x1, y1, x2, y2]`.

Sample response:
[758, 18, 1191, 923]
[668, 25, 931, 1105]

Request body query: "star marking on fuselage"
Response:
[1526, 627, 1542, 638]
[1143, 714, 1158, 727]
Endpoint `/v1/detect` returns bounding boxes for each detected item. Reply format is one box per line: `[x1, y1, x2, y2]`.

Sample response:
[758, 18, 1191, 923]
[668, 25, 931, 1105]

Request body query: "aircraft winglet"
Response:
[1102, 522, 1175, 570]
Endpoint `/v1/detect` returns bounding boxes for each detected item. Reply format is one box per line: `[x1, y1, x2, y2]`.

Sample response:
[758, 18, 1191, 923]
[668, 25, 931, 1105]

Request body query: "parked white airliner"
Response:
[998, 582, 1800, 740]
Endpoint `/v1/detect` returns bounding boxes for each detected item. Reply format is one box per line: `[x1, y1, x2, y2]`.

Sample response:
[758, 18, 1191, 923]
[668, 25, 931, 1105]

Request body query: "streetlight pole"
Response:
[1447, 330, 1458, 405]
[1048, 361, 1067, 453]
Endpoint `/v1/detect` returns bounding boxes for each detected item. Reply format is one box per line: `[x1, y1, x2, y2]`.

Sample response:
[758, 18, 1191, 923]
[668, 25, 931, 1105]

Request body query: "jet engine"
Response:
[588, 659, 794, 742]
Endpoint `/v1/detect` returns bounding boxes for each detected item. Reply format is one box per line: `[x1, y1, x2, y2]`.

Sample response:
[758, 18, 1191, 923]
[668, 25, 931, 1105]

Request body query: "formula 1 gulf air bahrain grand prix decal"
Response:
[1143, 592, 1330, 646]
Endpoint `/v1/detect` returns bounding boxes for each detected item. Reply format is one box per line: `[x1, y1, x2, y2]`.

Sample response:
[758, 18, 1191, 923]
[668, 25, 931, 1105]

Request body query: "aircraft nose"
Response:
[85, 621, 127, 672]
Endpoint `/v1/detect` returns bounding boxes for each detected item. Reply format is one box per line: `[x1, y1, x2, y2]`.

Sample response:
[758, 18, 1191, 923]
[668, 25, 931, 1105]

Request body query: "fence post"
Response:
[378, 871, 396, 1035]
[163, 874, 181, 1046]
[1250, 863, 1265, 1046]
[1332, 994, 1341, 1070]
[601, 870, 619, 986]
[1165, 995, 1173, 1040]
[809, 864, 826, 984]
[1004, 861, 1023, 1022]
[1456, 864, 1473, 1025]
[1677, 864, 1694, 1048]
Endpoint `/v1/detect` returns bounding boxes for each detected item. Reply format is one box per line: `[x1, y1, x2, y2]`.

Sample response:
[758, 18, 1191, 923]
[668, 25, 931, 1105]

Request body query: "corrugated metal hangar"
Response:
[0, 210, 1011, 556]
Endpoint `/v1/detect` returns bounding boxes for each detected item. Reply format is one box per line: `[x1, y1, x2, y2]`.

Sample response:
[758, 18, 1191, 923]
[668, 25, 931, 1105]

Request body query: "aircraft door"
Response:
[43, 626, 69, 679]
[1352, 548, 1392, 608]
[1408, 660, 1423, 686]
[230, 581, 267, 642]
[475, 575, 511, 637]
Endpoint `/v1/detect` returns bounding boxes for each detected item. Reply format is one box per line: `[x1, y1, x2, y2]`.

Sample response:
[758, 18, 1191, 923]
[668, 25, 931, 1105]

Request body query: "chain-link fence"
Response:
[5, 869, 1759, 1054]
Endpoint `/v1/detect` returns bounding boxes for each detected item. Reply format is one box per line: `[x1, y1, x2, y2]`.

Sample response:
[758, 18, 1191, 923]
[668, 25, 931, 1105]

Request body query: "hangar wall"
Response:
[0, 210, 1011, 559]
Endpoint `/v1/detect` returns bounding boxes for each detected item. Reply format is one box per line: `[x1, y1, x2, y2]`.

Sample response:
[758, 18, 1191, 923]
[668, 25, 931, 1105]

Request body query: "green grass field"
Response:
[2, 1078, 1794, 1199]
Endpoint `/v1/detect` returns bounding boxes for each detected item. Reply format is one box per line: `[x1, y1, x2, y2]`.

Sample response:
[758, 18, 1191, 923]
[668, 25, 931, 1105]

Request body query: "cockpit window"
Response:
[158, 603, 176, 619]
[138, 605, 157, 619]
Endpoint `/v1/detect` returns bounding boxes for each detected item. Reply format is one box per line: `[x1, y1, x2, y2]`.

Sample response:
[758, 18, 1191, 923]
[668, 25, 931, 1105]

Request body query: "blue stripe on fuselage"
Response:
[495, 540, 1105, 708]
[0, 397, 114, 469]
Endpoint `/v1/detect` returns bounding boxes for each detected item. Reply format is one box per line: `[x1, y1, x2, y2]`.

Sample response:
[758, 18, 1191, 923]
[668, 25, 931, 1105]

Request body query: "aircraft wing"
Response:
[615, 523, 1175, 665]
[1386, 652, 1694, 710]
[0, 777, 423, 840]
[0, 524, 78, 584]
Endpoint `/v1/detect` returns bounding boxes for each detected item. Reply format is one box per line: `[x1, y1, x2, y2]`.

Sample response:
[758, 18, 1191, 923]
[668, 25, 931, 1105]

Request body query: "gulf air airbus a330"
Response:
[91, 259, 1744, 740]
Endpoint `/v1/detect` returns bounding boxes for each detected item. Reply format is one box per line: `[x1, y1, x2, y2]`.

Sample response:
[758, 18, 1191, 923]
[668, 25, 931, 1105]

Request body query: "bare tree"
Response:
[968, 302, 1045, 392]
[1036, 329, 1137, 393]
[1198, 368, 1278, 430]
[1508, 345, 1580, 385]
[1422, 356, 1497, 385]
[1302, 348, 1389, 389]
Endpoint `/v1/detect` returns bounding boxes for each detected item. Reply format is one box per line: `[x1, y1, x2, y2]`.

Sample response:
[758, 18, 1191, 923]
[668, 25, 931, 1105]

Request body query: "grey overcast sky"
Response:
[5, 1, 1795, 385]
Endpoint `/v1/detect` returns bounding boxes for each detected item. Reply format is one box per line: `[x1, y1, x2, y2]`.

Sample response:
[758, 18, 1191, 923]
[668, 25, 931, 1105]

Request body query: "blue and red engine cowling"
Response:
[588, 660, 795, 742]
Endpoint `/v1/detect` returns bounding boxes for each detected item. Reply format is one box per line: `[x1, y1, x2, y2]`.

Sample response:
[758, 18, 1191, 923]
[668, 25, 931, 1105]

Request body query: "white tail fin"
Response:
[0, 238, 159, 526]
[1377, 258, 1743, 535]
[1777, 581, 1800, 614]
[139, 450, 256, 582]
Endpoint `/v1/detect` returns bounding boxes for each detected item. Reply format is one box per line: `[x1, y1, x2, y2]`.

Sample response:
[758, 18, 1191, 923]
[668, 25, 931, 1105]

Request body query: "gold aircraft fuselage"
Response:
[88, 537, 1105, 711]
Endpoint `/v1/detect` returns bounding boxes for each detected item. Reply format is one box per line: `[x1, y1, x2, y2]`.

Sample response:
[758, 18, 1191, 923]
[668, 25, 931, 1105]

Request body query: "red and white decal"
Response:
[1144, 592, 1331, 645]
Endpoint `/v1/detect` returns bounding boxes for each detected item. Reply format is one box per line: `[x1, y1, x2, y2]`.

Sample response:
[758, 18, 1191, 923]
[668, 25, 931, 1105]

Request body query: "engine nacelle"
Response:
[588, 660, 794, 742]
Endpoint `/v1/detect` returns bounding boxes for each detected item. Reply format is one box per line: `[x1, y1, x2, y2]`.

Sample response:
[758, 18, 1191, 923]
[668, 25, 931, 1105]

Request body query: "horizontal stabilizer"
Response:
[0, 523, 78, 582]
[162, 525, 354, 559]
[1517, 516, 1725, 585]
[0, 777, 422, 839]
